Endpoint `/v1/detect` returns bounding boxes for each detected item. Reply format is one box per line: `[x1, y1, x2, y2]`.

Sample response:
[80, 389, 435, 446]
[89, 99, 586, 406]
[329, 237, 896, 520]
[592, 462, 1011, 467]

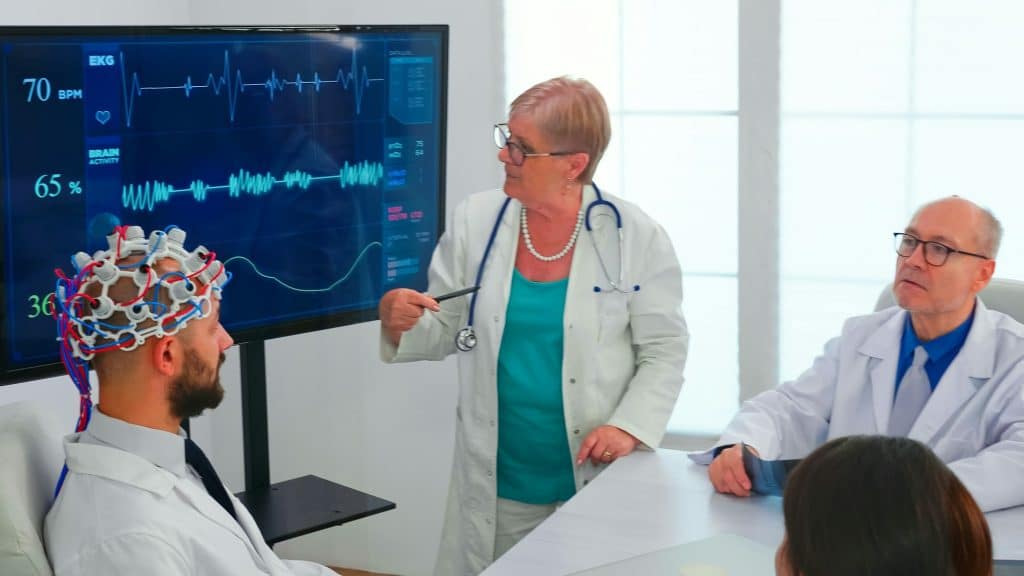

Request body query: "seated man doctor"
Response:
[44, 225, 335, 576]
[693, 197, 1024, 512]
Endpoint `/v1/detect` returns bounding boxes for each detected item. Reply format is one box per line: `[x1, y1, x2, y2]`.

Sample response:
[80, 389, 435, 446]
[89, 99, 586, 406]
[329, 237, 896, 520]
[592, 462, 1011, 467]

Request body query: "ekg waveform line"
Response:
[222, 241, 382, 293]
[119, 49, 385, 127]
[122, 161, 384, 212]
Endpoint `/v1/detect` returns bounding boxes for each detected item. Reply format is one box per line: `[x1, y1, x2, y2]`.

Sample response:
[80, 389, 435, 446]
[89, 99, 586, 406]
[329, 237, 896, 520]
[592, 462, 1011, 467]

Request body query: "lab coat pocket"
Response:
[597, 292, 630, 342]
[435, 303, 467, 333]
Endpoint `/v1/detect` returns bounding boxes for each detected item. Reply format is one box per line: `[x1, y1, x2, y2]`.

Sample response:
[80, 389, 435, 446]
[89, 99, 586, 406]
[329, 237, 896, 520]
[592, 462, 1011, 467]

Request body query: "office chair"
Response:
[875, 278, 1024, 322]
[0, 401, 63, 576]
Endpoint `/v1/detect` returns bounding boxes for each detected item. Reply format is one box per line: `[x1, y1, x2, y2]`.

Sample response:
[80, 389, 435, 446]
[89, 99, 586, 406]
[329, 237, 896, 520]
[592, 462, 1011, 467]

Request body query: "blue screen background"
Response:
[0, 27, 446, 376]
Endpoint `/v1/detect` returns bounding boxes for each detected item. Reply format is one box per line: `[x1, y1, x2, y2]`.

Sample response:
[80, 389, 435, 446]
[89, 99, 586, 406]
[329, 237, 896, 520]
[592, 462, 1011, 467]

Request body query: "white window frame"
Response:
[499, 0, 782, 450]
[662, 0, 780, 450]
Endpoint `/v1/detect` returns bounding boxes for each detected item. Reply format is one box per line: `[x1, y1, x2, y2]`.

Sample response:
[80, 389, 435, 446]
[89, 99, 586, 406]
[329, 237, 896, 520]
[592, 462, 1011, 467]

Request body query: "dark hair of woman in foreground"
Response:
[777, 435, 992, 576]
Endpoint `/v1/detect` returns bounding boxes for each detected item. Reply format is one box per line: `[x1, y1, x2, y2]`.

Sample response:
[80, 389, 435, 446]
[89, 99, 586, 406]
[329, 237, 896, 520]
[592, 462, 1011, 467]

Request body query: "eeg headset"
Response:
[53, 225, 231, 433]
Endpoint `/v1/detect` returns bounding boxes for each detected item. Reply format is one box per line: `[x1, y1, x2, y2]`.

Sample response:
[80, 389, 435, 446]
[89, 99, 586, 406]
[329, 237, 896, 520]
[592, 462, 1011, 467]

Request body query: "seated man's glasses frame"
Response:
[893, 232, 991, 267]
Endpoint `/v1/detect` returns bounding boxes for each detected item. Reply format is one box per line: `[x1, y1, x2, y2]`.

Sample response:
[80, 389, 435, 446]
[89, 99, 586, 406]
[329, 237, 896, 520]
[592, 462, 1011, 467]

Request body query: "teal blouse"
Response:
[496, 269, 576, 505]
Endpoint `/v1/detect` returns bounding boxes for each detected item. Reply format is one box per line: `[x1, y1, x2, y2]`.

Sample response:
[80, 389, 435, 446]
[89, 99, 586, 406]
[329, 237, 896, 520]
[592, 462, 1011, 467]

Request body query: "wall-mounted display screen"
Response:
[0, 25, 448, 383]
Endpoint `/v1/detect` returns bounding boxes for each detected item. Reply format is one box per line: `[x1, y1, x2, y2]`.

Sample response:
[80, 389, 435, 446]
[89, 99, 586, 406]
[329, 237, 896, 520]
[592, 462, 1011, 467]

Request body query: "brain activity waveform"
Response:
[222, 241, 382, 293]
[122, 161, 384, 212]
[119, 48, 384, 127]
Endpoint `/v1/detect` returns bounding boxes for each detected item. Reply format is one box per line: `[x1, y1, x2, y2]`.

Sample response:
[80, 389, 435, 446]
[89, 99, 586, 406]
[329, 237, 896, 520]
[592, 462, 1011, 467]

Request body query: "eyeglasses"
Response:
[493, 123, 576, 167]
[893, 232, 990, 266]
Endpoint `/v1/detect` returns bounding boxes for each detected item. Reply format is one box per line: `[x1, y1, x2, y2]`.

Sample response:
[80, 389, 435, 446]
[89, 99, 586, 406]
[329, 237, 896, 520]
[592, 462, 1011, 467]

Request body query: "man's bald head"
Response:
[911, 197, 1002, 259]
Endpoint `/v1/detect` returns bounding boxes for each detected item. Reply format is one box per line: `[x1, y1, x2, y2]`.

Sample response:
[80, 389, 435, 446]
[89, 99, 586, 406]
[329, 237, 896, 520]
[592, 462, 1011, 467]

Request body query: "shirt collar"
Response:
[900, 307, 976, 365]
[82, 408, 189, 478]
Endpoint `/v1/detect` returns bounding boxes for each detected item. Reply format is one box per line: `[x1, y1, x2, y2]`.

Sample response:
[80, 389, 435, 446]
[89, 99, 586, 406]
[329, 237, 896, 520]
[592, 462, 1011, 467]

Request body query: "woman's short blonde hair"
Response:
[509, 76, 611, 184]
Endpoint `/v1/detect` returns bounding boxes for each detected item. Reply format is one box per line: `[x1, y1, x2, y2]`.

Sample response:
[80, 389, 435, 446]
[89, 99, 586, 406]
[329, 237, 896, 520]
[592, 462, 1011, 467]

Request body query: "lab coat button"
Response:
[569, 378, 576, 384]
[573, 428, 580, 435]
[493, 315, 499, 322]
[489, 420, 495, 428]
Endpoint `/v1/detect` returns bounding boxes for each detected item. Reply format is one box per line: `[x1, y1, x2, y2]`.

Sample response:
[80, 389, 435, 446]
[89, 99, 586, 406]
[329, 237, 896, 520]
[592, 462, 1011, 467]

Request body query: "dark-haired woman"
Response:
[776, 435, 992, 576]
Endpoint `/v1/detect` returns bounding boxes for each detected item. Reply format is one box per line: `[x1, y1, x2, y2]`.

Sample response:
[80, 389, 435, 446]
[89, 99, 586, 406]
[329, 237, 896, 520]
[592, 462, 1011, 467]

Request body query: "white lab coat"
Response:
[381, 186, 688, 575]
[692, 300, 1024, 512]
[44, 428, 335, 576]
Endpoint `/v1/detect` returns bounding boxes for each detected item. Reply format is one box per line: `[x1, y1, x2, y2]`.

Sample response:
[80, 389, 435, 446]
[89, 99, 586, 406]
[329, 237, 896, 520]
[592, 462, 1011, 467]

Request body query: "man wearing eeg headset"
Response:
[44, 225, 336, 576]
[379, 76, 689, 574]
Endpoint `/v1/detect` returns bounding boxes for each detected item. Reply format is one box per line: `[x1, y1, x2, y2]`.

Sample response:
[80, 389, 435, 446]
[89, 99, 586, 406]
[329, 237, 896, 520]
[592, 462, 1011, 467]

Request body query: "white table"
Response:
[483, 449, 1024, 575]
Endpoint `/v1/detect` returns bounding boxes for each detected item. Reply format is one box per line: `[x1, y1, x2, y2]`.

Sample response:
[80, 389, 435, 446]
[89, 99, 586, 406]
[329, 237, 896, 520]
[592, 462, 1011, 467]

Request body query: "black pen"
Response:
[433, 286, 480, 302]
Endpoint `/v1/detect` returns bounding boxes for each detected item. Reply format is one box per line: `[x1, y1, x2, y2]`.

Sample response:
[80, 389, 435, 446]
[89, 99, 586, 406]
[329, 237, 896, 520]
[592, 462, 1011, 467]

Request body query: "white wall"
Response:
[0, 2, 505, 574]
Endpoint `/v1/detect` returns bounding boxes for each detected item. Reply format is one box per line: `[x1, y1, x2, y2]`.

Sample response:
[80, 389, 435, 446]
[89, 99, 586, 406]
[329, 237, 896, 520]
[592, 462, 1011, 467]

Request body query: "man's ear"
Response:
[150, 335, 179, 377]
[972, 259, 995, 294]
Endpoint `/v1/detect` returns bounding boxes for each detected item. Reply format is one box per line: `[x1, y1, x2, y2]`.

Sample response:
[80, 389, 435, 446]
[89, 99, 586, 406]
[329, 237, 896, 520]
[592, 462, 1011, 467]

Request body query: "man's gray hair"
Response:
[979, 205, 1003, 259]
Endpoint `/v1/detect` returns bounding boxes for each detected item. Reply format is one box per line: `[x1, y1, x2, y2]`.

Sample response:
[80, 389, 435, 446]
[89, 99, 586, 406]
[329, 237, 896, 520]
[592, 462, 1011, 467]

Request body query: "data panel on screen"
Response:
[0, 26, 447, 382]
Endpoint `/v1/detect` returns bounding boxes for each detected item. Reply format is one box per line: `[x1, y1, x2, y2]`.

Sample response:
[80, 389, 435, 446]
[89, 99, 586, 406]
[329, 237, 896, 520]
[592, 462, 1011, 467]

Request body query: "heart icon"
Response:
[95, 110, 111, 125]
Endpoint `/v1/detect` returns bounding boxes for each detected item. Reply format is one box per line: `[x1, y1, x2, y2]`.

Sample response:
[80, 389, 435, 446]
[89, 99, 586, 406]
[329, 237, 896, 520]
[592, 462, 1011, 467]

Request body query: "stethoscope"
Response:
[455, 183, 638, 352]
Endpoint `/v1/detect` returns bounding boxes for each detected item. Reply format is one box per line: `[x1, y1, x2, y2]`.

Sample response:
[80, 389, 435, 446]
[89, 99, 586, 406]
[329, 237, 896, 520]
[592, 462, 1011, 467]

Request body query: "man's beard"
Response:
[168, 349, 225, 420]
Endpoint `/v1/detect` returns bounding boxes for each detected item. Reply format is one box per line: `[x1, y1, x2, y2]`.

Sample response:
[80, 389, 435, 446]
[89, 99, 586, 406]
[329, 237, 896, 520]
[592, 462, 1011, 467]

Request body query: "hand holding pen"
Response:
[378, 286, 480, 346]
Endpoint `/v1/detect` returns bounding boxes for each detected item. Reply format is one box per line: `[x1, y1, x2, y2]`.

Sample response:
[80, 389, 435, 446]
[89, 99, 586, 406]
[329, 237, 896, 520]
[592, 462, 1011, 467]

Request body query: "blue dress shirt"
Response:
[894, 308, 975, 395]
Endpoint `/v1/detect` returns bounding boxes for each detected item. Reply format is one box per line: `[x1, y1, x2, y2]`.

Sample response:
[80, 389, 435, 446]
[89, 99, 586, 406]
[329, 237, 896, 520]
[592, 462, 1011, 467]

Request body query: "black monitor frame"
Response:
[0, 24, 449, 385]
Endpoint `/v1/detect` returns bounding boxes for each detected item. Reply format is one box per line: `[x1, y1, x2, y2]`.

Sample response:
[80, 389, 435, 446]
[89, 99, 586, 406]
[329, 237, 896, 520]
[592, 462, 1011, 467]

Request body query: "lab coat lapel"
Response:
[910, 300, 993, 445]
[176, 482, 291, 573]
[859, 309, 905, 433]
[565, 185, 601, 345]
[229, 494, 296, 575]
[65, 440, 269, 570]
[495, 196, 519, 303]
[479, 195, 519, 350]
[175, 476, 257, 550]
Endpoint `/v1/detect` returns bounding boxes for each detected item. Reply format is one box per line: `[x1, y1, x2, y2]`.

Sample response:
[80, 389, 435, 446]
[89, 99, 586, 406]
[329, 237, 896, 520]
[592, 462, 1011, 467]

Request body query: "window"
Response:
[504, 0, 1024, 438]
[780, 0, 1024, 381]
[504, 0, 739, 434]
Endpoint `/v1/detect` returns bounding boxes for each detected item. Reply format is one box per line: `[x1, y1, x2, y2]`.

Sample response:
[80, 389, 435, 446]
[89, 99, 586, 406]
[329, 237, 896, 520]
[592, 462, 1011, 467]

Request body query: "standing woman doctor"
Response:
[379, 76, 688, 575]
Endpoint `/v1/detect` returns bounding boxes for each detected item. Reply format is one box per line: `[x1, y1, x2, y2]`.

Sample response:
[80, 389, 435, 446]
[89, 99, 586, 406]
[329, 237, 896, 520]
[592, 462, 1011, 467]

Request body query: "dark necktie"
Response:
[184, 437, 238, 521]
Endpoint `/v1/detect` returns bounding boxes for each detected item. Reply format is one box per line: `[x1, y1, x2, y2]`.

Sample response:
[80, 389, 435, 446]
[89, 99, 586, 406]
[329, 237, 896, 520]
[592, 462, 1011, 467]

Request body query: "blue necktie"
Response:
[889, 346, 931, 437]
[184, 437, 238, 521]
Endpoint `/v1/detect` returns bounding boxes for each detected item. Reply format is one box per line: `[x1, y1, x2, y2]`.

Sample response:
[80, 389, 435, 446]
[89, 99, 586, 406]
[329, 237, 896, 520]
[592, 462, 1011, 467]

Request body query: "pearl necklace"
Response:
[520, 203, 585, 262]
